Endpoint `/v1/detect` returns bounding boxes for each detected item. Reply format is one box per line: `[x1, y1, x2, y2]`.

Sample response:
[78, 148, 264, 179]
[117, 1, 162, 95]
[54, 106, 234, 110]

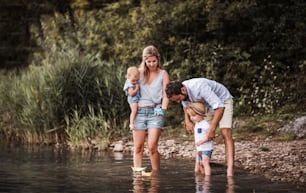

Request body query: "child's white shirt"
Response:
[194, 120, 213, 151]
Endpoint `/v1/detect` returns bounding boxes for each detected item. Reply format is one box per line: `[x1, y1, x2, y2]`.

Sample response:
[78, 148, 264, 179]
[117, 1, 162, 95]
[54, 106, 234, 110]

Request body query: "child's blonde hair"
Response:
[126, 66, 140, 80]
[186, 102, 206, 117]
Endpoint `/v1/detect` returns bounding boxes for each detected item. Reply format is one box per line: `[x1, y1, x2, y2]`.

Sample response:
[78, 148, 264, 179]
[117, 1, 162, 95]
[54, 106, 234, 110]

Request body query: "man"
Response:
[165, 78, 235, 176]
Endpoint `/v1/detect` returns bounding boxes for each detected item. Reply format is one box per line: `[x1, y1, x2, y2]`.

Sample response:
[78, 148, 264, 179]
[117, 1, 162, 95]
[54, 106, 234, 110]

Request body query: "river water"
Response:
[0, 144, 305, 193]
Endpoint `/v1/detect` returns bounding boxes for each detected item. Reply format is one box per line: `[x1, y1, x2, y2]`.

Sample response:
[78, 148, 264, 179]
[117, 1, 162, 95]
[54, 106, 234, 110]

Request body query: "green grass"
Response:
[232, 108, 305, 142]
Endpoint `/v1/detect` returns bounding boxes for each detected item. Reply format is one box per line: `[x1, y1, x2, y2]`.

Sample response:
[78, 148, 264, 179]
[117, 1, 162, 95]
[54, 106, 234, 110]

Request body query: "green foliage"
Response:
[25, 0, 306, 116]
[163, 102, 184, 127]
[1, 0, 306, 143]
[275, 132, 296, 141]
[0, 51, 130, 144]
[64, 106, 112, 146]
[232, 109, 305, 141]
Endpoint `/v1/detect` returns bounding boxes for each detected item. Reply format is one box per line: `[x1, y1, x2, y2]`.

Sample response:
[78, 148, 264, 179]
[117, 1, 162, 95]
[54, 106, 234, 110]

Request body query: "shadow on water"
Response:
[0, 144, 305, 193]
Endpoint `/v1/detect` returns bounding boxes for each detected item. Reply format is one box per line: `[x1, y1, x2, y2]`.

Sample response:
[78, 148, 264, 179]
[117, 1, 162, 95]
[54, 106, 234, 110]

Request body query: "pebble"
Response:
[110, 137, 306, 188]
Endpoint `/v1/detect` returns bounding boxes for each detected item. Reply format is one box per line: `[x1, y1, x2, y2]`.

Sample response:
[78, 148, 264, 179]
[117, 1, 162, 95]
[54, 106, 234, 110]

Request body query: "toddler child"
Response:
[123, 66, 141, 130]
[186, 102, 213, 175]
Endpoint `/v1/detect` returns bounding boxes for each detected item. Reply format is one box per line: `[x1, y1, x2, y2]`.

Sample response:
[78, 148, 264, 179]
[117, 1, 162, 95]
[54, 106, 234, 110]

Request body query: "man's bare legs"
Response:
[221, 128, 235, 176]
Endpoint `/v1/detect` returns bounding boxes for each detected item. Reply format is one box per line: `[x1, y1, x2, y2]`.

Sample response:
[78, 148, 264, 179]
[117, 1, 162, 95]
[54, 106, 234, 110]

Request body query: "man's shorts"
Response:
[206, 99, 233, 129]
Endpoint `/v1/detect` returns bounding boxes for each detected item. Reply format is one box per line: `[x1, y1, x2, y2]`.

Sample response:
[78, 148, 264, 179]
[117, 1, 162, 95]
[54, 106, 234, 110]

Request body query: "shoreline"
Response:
[110, 136, 306, 189]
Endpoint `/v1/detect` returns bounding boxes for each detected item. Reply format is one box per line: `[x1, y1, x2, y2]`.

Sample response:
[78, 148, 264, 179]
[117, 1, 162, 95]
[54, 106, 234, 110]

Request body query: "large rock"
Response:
[278, 116, 306, 139]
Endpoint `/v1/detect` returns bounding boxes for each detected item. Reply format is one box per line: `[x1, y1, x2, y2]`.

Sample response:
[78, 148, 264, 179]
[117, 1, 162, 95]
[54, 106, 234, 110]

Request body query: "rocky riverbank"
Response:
[110, 136, 306, 188]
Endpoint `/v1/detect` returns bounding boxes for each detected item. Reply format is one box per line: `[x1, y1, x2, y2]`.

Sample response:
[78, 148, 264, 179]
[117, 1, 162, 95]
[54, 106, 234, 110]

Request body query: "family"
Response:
[123, 45, 235, 177]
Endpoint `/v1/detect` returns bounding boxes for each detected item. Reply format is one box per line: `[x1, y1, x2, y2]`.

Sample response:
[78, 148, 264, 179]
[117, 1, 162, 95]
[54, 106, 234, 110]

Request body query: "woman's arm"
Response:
[161, 71, 170, 110]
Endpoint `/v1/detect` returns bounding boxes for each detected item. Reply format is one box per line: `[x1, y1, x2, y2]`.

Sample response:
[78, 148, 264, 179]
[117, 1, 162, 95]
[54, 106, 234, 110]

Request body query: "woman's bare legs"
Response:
[147, 128, 161, 171]
[132, 130, 146, 167]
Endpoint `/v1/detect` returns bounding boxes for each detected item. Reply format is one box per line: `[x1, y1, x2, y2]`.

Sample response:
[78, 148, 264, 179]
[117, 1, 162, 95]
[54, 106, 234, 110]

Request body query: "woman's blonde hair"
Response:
[139, 45, 161, 84]
[186, 102, 206, 117]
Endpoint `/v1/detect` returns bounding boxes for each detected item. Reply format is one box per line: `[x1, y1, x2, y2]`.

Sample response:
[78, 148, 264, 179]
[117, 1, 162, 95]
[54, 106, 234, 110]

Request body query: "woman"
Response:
[133, 45, 169, 172]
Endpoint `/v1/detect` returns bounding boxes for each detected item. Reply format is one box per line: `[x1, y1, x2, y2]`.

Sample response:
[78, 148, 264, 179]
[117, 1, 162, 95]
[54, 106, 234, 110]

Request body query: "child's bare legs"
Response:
[202, 156, 211, 176]
[194, 161, 200, 173]
[203, 175, 211, 192]
[129, 102, 138, 130]
[195, 151, 205, 174]
[195, 160, 204, 174]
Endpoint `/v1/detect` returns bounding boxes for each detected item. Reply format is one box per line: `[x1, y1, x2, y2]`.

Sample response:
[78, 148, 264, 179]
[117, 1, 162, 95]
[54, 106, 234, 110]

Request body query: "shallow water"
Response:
[0, 144, 305, 193]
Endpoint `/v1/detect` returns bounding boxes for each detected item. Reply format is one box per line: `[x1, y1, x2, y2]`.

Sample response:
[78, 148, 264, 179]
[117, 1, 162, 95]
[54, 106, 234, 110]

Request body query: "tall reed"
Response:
[0, 52, 130, 146]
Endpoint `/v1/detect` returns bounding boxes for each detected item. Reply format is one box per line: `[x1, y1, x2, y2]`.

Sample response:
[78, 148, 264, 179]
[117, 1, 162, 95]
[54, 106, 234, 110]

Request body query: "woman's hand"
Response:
[129, 123, 135, 130]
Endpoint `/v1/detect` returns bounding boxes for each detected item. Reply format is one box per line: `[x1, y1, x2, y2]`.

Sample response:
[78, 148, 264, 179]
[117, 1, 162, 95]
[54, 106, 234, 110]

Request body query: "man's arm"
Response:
[207, 107, 225, 139]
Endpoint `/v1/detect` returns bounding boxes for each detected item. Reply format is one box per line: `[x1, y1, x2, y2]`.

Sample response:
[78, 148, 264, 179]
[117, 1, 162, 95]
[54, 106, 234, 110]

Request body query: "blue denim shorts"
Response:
[134, 107, 164, 130]
[127, 92, 141, 104]
[196, 150, 213, 161]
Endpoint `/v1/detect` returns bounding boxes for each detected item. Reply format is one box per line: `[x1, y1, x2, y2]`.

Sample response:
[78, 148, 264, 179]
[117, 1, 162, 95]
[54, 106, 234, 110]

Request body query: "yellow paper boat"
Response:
[131, 167, 146, 172]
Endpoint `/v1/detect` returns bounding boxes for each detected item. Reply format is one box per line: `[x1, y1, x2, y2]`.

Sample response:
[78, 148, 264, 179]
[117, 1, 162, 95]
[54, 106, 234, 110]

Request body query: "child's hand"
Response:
[135, 84, 140, 91]
[196, 141, 202, 146]
[196, 137, 209, 146]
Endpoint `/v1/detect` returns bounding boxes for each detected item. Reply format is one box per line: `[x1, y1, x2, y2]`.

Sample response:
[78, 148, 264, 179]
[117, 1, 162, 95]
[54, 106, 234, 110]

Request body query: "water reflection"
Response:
[226, 176, 235, 193]
[132, 172, 160, 193]
[195, 174, 211, 193]
[133, 171, 235, 193]
[0, 145, 305, 193]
